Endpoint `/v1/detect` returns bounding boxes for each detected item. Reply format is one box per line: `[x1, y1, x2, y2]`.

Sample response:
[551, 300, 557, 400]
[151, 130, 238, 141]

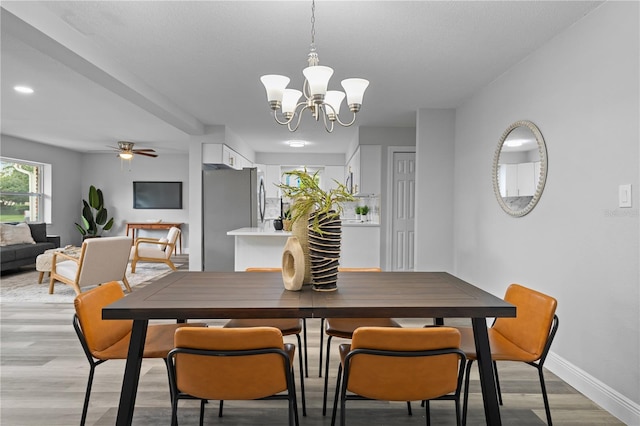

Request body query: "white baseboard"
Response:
[545, 351, 640, 425]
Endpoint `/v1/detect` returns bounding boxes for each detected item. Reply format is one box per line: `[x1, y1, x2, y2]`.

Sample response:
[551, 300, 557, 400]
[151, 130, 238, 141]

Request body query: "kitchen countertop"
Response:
[227, 227, 291, 236]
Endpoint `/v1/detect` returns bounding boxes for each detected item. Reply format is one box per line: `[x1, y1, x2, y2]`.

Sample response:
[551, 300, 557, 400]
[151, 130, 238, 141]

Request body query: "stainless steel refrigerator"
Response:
[202, 167, 265, 271]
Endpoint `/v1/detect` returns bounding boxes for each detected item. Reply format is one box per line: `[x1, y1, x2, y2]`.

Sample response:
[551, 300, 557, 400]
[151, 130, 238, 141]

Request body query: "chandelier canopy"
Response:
[260, 0, 369, 133]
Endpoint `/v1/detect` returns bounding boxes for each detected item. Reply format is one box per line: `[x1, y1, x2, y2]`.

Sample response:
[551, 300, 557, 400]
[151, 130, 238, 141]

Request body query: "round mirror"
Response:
[492, 120, 547, 217]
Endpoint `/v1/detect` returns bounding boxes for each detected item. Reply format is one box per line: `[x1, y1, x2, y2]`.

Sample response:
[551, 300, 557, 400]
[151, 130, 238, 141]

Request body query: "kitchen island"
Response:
[228, 221, 381, 271]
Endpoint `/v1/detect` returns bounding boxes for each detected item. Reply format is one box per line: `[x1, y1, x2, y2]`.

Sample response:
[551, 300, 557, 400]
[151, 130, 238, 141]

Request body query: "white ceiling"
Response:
[1, 1, 602, 156]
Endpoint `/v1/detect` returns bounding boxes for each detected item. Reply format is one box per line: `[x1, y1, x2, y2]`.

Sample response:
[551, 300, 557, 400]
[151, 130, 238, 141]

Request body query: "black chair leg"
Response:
[407, 401, 412, 415]
[425, 399, 431, 426]
[319, 318, 325, 377]
[537, 365, 553, 425]
[218, 400, 223, 417]
[302, 318, 309, 378]
[330, 364, 343, 426]
[322, 335, 333, 415]
[462, 359, 474, 426]
[295, 334, 307, 416]
[199, 399, 205, 426]
[80, 364, 96, 426]
[493, 360, 503, 405]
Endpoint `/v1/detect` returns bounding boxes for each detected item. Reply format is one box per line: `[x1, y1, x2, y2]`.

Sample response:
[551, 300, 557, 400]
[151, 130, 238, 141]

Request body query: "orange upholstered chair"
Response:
[331, 327, 466, 426]
[167, 327, 299, 426]
[320, 267, 400, 415]
[455, 283, 558, 426]
[223, 267, 308, 415]
[73, 281, 205, 426]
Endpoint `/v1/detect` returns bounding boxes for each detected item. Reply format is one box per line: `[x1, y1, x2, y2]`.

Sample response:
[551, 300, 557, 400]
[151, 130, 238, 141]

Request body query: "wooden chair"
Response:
[167, 326, 299, 426]
[454, 283, 558, 426]
[50, 236, 132, 295]
[320, 267, 401, 416]
[223, 267, 307, 416]
[331, 327, 466, 426]
[73, 281, 205, 426]
[130, 226, 180, 273]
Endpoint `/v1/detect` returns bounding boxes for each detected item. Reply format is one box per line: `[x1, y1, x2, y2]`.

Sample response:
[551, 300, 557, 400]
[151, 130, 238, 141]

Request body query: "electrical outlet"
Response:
[619, 184, 632, 208]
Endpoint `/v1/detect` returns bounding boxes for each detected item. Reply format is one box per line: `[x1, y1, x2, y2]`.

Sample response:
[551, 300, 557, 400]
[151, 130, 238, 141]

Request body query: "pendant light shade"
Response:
[302, 65, 334, 97]
[341, 78, 369, 106]
[260, 75, 290, 104]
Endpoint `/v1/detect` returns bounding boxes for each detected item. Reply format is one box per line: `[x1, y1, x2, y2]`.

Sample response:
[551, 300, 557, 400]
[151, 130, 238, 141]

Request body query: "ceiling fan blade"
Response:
[132, 149, 156, 153]
[135, 152, 158, 158]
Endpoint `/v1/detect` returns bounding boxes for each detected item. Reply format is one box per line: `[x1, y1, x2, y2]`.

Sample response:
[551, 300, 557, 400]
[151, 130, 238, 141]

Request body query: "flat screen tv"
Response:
[133, 181, 182, 209]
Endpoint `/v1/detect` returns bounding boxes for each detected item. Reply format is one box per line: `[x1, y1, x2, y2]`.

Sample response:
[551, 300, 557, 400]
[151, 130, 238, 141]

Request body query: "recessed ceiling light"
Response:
[287, 140, 306, 148]
[14, 85, 34, 94]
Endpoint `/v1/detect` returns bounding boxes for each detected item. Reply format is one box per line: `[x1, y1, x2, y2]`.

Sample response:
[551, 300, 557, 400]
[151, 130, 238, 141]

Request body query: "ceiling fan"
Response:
[110, 141, 158, 159]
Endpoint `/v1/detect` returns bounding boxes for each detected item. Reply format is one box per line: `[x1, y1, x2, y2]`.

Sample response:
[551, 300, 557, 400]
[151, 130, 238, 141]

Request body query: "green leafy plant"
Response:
[74, 185, 114, 237]
[360, 205, 369, 216]
[278, 169, 354, 234]
[355, 206, 363, 215]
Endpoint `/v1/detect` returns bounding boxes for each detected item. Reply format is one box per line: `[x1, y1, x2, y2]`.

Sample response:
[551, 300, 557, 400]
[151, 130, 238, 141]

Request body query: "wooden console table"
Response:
[125, 222, 183, 254]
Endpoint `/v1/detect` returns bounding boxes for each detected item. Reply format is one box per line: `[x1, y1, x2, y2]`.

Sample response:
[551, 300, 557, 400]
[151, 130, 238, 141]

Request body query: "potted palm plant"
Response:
[74, 185, 114, 238]
[278, 169, 354, 291]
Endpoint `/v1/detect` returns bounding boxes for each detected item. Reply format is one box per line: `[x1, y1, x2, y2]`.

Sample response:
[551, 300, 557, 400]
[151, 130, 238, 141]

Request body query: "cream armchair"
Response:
[130, 226, 180, 273]
[49, 236, 132, 295]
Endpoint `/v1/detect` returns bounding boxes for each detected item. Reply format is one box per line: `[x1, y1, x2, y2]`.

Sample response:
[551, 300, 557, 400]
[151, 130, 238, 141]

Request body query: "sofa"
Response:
[0, 223, 60, 272]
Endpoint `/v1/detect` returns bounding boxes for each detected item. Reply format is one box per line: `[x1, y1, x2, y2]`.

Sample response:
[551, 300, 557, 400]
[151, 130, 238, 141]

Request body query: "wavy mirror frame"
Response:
[492, 120, 548, 217]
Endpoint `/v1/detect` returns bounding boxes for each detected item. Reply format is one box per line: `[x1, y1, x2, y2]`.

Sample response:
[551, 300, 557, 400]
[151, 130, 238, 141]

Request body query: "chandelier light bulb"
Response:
[341, 78, 369, 107]
[260, 75, 290, 106]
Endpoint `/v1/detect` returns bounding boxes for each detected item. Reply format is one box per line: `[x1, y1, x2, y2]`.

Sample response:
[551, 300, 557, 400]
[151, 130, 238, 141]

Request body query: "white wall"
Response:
[450, 2, 639, 423]
[79, 153, 190, 247]
[415, 110, 455, 272]
[1, 135, 82, 246]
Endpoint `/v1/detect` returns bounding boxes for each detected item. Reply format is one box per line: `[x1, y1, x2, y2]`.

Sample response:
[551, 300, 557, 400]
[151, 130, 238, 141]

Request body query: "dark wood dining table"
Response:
[103, 271, 515, 425]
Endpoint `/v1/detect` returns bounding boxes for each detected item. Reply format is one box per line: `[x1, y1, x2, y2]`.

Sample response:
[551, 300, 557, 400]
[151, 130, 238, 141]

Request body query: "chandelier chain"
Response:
[310, 0, 316, 51]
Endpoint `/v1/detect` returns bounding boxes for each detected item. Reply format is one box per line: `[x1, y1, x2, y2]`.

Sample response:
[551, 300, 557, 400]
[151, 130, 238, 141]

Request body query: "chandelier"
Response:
[260, 0, 369, 133]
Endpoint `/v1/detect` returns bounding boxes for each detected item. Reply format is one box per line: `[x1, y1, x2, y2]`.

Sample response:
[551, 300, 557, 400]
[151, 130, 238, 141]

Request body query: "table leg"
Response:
[471, 317, 502, 426]
[115, 319, 148, 426]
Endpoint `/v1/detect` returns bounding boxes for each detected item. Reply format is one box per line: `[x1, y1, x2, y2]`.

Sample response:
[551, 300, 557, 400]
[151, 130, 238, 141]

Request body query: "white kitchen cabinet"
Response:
[203, 143, 249, 170]
[501, 162, 536, 197]
[346, 145, 381, 195]
[341, 224, 380, 268]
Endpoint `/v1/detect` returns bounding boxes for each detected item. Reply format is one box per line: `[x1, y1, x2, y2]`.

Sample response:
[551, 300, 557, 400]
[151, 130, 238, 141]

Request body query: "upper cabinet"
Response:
[203, 143, 251, 170]
[347, 145, 381, 195]
[499, 161, 538, 197]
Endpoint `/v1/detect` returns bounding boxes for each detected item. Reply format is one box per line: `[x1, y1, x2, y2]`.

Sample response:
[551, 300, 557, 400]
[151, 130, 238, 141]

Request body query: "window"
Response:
[0, 158, 50, 223]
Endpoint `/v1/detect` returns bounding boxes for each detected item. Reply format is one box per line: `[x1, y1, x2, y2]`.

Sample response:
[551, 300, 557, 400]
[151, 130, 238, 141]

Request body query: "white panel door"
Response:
[391, 152, 416, 271]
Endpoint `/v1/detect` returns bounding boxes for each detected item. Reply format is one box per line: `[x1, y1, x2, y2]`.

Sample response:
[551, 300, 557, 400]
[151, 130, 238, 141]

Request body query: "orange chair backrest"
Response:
[74, 281, 132, 354]
[173, 327, 289, 401]
[493, 283, 557, 359]
[347, 327, 462, 401]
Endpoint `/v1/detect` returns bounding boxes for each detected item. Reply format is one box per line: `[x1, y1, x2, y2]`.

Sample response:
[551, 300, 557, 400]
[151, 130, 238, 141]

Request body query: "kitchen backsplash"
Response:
[264, 196, 380, 223]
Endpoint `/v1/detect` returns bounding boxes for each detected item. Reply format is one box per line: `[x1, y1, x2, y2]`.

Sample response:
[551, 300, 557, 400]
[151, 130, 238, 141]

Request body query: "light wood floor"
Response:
[0, 260, 624, 425]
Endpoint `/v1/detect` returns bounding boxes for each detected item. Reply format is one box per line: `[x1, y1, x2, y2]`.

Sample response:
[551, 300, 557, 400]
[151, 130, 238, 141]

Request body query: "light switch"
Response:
[619, 184, 632, 208]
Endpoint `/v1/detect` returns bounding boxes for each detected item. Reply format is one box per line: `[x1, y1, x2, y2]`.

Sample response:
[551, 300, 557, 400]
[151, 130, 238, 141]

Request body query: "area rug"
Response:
[0, 263, 181, 303]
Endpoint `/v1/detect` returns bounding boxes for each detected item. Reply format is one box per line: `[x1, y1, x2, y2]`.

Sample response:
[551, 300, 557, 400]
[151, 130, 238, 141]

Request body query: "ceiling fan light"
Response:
[260, 74, 290, 105]
[302, 65, 334, 97]
[341, 78, 369, 106]
[119, 152, 133, 160]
